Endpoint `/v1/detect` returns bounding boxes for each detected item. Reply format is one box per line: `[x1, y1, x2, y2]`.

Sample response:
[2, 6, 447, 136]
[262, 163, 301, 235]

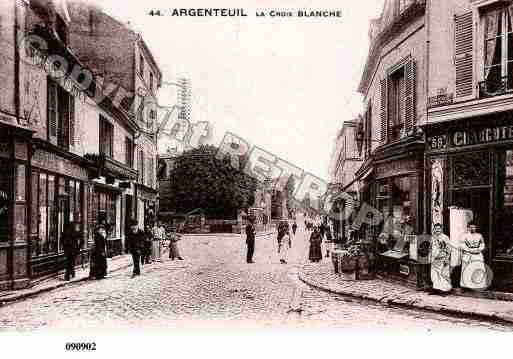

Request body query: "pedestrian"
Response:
[460, 222, 489, 290]
[308, 226, 323, 262]
[62, 212, 83, 281]
[325, 224, 333, 258]
[279, 230, 291, 264]
[127, 219, 143, 277]
[141, 224, 153, 265]
[292, 221, 297, 236]
[153, 221, 166, 262]
[245, 216, 256, 263]
[429, 223, 452, 295]
[90, 211, 108, 280]
[168, 224, 184, 261]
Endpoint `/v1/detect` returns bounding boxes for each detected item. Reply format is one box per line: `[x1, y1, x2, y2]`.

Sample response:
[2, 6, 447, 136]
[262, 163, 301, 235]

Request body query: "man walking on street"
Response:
[127, 219, 143, 277]
[245, 216, 256, 263]
[62, 212, 83, 281]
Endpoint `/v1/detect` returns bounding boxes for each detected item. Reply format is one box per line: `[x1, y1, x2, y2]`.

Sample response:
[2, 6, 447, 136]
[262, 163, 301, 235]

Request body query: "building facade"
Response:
[424, 0, 513, 291]
[328, 119, 363, 240]
[67, 0, 162, 232]
[0, 0, 158, 290]
[353, 0, 428, 287]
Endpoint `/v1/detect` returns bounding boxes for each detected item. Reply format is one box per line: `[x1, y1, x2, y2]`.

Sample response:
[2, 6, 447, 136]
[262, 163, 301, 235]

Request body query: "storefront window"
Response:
[92, 190, 118, 238]
[32, 172, 84, 257]
[0, 160, 9, 243]
[391, 176, 414, 234]
[496, 150, 513, 256]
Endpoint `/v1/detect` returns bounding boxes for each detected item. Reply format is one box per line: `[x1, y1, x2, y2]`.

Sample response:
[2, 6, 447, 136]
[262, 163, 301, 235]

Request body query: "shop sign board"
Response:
[32, 150, 88, 181]
[429, 124, 513, 151]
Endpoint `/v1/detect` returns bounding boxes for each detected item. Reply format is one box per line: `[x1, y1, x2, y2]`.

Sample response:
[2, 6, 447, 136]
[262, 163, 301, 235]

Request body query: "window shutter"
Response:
[455, 12, 473, 98]
[404, 58, 416, 135]
[69, 96, 75, 148]
[47, 80, 58, 145]
[379, 77, 388, 143]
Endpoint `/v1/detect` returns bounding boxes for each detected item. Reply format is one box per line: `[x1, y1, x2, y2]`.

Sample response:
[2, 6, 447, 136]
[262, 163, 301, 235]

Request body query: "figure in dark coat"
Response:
[141, 225, 153, 265]
[292, 222, 298, 235]
[245, 217, 256, 263]
[62, 213, 83, 281]
[309, 227, 323, 262]
[127, 219, 143, 277]
[90, 212, 108, 279]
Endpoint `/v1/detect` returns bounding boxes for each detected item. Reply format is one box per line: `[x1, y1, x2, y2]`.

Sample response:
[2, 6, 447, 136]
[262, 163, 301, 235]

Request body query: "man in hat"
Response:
[62, 212, 84, 280]
[245, 216, 256, 263]
[127, 219, 143, 277]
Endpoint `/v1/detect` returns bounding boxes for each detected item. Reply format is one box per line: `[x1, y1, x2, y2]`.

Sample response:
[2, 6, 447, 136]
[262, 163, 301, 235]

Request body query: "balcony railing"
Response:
[479, 77, 513, 98]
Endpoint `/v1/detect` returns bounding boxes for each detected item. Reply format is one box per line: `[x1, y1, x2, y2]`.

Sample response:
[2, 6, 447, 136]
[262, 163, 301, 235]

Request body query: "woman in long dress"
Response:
[90, 213, 108, 279]
[308, 226, 322, 262]
[460, 223, 489, 290]
[279, 231, 291, 264]
[430, 223, 452, 294]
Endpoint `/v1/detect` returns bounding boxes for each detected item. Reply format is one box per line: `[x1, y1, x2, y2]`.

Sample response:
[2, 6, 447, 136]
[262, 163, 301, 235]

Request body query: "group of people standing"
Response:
[430, 222, 489, 295]
[61, 210, 185, 281]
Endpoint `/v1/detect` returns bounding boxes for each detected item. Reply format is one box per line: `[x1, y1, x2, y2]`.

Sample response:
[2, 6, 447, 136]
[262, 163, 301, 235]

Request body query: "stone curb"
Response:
[0, 259, 133, 306]
[298, 269, 513, 325]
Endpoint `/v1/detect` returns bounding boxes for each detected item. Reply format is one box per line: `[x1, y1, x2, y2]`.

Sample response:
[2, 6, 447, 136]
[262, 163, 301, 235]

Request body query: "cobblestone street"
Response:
[0, 229, 512, 331]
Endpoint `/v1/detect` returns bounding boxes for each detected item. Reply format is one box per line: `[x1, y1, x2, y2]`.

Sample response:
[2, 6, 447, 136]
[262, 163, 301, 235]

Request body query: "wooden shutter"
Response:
[404, 58, 416, 135]
[47, 80, 58, 145]
[455, 12, 474, 98]
[380, 77, 388, 143]
[69, 96, 75, 148]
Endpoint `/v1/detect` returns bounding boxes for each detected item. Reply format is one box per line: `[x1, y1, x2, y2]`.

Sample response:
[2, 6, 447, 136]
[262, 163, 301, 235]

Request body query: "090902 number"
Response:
[65, 342, 96, 351]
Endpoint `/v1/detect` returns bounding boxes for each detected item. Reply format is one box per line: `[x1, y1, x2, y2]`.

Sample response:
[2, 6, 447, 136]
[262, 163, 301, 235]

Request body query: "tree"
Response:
[166, 145, 257, 219]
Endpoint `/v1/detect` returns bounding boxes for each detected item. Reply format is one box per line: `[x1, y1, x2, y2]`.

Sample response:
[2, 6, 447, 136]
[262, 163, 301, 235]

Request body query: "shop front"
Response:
[426, 113, 513, 291]
[356, 137, 429, 288]
[29, 142, 90, 280]
[0, 122, 32, 290]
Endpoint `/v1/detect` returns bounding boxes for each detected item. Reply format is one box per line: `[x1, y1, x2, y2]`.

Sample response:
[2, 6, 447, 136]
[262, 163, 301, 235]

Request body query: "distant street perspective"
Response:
[0, 215, 510, 331]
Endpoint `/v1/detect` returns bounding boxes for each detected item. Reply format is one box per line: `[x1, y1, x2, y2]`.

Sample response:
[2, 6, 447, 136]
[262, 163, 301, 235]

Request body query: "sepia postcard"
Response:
[1, 0, 513, 356]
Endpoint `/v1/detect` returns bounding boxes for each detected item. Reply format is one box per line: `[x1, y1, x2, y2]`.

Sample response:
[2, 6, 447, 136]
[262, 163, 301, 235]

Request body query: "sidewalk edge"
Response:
[298, 268, 513, 325]
[0, 262, 133, 306]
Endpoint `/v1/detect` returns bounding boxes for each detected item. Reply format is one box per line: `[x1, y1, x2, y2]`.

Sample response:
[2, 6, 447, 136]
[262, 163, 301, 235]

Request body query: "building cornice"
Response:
[425, 94, 513, 126]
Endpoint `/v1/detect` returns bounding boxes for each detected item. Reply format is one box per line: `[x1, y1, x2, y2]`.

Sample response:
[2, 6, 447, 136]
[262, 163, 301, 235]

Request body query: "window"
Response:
[139, 55, 144, 77]
[148, 156, 154, 188]
[380, 57, 415, 144]
[364, 104, 372, 158]
[125, 137, 134, 167]
[483, 5, 513, 91]
[92, 190, 118, 238]
[150, 72, 154, 93]
[138, 149, 145, 184]
[496, 150, 513, 257]
[388, 68, 405, 142]
[31, 172, 83, 257]
[0, 159, 9, 243]
[47, 79, 75, 149]
[99, 116, 114, 158]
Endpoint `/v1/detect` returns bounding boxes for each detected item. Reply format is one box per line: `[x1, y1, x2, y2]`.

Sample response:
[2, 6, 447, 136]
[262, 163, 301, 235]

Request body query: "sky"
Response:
[89, 0, 384, 180]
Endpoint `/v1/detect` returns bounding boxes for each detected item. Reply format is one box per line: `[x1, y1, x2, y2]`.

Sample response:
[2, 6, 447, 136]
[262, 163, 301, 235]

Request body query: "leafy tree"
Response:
[166, 145, 257, 219]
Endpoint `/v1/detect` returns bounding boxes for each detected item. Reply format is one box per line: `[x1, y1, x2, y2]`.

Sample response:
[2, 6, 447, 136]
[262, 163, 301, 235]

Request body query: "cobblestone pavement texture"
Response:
[300, 255, 513, 325]
[0, 227, 511, 331]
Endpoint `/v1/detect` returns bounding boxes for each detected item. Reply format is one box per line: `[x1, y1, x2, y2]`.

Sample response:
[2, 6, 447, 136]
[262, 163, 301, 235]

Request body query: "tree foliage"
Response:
[167, 145, 257, 219]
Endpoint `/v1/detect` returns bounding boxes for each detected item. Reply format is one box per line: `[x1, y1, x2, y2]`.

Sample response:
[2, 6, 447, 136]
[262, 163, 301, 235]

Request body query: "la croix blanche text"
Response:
[147, 9, 342, 18]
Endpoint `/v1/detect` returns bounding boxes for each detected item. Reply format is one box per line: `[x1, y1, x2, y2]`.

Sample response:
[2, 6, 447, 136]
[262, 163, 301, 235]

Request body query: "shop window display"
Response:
[0, 160, 9, 243]
[497, 150, 513, 257]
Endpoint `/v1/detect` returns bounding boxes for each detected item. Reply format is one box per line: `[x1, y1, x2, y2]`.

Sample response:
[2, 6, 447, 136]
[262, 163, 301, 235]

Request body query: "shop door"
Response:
[451, 189, 491, 258]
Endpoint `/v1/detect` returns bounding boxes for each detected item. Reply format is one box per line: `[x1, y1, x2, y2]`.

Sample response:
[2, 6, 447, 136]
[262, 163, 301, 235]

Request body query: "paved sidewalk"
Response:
[299, 262, 513, 324]
[0, 254, 133, 306]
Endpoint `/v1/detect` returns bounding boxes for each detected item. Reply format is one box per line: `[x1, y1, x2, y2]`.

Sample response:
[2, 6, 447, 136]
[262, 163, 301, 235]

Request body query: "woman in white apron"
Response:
[430, 224, 452, 294]
[460, 223, 489, 291]
[279, 231, 291, 264]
